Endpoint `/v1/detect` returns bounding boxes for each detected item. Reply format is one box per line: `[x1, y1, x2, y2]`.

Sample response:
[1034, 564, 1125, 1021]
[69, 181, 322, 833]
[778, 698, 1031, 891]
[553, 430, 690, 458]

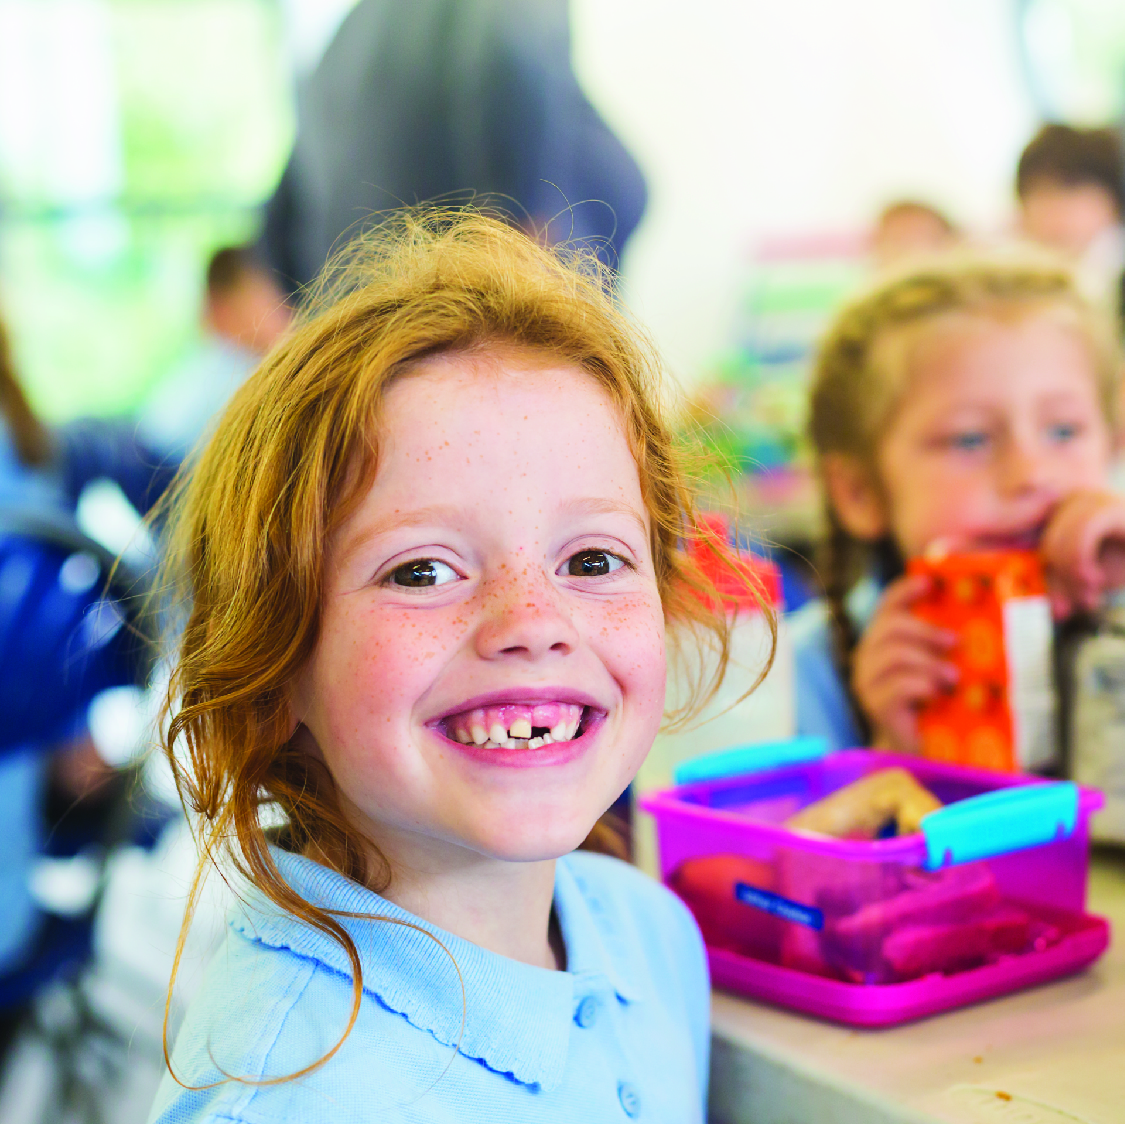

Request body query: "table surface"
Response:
[708, 848, 1125, 1124]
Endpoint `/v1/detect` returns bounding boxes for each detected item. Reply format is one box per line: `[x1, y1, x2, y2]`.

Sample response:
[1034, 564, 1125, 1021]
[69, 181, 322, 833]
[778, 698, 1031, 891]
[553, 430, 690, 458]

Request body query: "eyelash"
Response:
[378, 546, 634, 591]
[380, 558, 462, 591]
[940, 423, 1085, 452]
[1048, 421, 1082, 442]
[558, 548, 633, 579]
[944, 431, 989, 452]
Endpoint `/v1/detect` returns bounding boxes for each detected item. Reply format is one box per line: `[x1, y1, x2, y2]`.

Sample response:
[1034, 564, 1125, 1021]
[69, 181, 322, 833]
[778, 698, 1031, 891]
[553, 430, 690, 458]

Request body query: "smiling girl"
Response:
[148, 213, 764, 1123]
[795, 254, 1125, 754]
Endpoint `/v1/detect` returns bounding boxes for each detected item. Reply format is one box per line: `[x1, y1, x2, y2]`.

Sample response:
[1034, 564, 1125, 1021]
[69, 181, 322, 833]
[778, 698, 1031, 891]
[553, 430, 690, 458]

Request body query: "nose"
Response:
[473, 568, 580, 662]
[998, 433, 1052, 497]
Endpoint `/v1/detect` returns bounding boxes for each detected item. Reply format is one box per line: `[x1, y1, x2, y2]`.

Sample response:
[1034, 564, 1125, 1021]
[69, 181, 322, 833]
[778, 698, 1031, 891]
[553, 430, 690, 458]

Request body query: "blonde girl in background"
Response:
[793, 255, 1125, 754]
[148, 212, 769, 1124]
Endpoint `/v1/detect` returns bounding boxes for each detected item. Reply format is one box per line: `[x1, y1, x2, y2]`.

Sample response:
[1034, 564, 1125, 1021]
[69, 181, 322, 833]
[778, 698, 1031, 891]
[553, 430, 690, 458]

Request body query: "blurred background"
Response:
[1, 0, 1125, 1120]
[4, 0, 1125, 415]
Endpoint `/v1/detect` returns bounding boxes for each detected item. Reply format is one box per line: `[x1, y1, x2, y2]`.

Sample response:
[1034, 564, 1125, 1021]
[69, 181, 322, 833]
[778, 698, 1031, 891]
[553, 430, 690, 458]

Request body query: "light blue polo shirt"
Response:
[149, 847, 710, 1123]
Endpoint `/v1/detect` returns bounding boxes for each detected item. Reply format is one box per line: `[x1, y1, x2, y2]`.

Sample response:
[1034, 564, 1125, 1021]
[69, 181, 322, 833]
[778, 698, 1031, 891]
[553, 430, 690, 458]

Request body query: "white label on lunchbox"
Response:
[1003, 595, 1058, 771]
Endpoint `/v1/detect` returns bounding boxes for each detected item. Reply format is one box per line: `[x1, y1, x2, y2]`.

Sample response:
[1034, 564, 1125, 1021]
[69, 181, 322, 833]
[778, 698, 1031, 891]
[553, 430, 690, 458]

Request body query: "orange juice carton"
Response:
[907, 550, 1057, 772]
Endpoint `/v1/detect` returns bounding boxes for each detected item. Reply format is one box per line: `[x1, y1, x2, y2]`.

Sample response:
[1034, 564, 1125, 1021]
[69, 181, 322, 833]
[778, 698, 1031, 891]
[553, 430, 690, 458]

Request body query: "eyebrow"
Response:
[337, 504, 467, 562]
[559, 496, 649, 537]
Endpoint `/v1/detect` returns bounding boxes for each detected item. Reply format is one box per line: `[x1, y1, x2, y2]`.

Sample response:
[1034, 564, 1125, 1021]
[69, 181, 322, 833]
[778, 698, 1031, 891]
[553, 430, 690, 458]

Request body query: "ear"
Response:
[821, 453, 889, 541]
[285, 675, 318, 751]
[286, 694, 325, 764]
[288, 721, 324, 763]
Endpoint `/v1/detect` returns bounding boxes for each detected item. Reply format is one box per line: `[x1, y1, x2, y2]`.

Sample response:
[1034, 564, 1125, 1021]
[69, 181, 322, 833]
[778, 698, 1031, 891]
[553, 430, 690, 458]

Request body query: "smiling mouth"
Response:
[437, 702, 593, 750]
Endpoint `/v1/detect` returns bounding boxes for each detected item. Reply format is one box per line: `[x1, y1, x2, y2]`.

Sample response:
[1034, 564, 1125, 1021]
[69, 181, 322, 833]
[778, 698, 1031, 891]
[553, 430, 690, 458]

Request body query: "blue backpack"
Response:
[0, 505, 153, 757]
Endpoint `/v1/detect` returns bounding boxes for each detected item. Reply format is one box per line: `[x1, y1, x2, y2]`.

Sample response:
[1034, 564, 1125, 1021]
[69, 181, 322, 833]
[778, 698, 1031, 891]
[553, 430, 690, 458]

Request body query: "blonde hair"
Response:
[159, 210, 773, 1084]
[809, 252, 1122, 718]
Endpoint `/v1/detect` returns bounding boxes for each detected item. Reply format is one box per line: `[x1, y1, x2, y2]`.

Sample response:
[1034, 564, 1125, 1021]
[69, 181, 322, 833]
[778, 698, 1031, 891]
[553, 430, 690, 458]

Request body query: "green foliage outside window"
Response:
[0, 0, 292, 420]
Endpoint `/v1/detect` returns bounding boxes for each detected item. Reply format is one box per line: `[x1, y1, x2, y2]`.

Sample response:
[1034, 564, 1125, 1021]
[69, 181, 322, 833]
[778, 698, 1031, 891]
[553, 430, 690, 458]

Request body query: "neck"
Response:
[347, 827, 563, 971]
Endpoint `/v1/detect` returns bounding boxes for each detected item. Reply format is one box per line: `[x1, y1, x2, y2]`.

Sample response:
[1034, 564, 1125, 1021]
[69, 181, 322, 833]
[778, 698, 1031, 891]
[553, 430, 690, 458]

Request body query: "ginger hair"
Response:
[159, 209, 774, 1085]
[809, 252, 1122, 716]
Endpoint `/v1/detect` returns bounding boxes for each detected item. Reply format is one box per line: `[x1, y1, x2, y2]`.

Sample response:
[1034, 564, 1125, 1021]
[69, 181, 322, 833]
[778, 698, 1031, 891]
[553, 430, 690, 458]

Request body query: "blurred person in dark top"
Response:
[139, 245, 291, 462]
[1016, 124, 1125, 311]
[262, 0, 647, 293]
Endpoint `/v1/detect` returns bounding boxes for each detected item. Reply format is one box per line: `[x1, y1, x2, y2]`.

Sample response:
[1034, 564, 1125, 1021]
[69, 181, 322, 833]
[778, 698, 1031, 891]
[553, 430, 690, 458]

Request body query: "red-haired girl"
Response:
[149, 212, 769, 1123]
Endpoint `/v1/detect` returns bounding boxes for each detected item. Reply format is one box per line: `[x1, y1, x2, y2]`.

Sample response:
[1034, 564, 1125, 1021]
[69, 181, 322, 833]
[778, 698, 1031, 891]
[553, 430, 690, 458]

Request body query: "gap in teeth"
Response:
[445, 703, 586, 747]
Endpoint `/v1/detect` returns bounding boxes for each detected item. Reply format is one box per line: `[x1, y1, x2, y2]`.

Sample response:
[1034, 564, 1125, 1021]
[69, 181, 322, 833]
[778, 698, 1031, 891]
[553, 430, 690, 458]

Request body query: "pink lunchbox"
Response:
[639, 741, 1109, 1027]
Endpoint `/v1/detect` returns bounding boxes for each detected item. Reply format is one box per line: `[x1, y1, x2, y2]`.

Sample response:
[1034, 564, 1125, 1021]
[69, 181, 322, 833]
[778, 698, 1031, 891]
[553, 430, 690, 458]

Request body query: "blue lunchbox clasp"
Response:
[921, 781, 1080, 869]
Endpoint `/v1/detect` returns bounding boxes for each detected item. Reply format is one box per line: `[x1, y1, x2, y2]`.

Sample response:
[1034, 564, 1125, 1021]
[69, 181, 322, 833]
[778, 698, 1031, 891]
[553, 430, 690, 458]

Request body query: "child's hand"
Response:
[1040, 490, 1125, 618]
[851, 574, 958, 754]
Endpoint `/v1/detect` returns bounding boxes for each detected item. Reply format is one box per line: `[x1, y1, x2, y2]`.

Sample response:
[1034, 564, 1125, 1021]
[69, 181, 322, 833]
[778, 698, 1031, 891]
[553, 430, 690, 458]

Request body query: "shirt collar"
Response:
[553, 855, 643, 1004]
[230, 848, 640, 1091]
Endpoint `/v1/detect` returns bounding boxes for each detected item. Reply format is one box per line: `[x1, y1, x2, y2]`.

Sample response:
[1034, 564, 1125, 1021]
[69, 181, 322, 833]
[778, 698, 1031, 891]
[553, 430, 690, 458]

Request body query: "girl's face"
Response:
[871, 314, 1112, 558]
[291, 350, 666, 868]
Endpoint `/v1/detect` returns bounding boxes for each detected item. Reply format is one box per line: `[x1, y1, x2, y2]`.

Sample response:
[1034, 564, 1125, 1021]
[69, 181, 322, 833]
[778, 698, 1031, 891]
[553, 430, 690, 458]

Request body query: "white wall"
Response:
[572, 0, 1038, 386]
[280, 0, 1041, 386]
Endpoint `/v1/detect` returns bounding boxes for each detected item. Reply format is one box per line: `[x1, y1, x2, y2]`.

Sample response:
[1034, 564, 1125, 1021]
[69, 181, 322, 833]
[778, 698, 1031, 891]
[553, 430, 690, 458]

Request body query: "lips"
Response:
[973, 523, 1047, 552]
[929, 516, 1050, 557]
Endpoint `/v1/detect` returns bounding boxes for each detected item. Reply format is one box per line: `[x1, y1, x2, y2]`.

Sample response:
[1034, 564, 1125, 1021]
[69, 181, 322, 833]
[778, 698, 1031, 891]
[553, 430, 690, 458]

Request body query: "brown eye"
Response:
[388, 559, 458, 588]
[565, 550, 623, 577]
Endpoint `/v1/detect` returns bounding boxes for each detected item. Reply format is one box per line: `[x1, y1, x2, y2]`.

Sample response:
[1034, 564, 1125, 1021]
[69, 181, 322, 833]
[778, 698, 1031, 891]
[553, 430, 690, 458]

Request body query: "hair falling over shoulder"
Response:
[155, 209, 775, 1086]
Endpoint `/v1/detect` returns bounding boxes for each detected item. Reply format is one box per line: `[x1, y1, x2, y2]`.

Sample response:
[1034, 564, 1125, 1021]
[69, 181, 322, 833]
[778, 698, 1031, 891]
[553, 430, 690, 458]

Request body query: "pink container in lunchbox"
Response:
[639, 740, 1110, 1027]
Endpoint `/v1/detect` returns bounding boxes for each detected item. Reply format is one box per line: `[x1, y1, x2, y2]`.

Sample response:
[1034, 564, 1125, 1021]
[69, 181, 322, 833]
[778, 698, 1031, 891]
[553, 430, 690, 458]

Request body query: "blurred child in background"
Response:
[1016, 124, 1125, 314]
[870, 199, 958, 270]
[793, 255, 1125, 753]
[139, 245, 290, 462]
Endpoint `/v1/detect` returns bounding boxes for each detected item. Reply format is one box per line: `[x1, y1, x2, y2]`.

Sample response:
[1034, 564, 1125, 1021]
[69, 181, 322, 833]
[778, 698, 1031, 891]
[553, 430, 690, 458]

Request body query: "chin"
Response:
[467, 816, 604, 863]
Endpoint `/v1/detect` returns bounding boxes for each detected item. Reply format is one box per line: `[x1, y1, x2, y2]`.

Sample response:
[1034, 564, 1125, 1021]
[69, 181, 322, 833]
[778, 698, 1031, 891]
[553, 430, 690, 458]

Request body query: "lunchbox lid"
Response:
[673, 736, 830, 784]
[641, 745, 1102, 868]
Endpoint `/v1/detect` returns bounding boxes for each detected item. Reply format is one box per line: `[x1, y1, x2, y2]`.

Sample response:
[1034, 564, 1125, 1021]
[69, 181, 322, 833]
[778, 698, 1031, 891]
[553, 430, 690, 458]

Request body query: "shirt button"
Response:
[574, 995, 599, 1028]
[617, 1081, 641, 1118]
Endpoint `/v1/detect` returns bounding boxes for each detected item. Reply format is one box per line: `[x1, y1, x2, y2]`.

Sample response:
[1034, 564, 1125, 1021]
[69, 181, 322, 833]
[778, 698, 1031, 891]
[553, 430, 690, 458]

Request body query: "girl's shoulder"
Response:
[150, 907, 447, 1123]
[147, 920, 328, 1124]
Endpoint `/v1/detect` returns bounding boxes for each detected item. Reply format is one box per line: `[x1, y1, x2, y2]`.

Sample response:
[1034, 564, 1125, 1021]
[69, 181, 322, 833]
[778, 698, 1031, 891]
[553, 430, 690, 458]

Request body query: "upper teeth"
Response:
[445, 704, 584, 749]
